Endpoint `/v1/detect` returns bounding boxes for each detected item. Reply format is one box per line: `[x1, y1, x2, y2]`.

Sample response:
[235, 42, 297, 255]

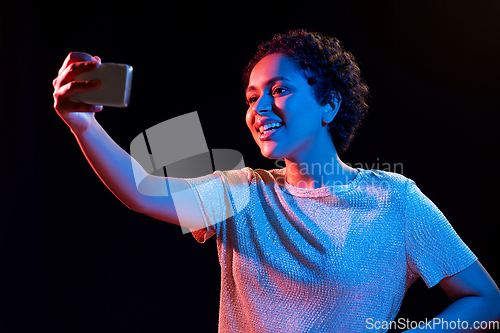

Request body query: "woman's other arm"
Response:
[405, 261, 500, 332]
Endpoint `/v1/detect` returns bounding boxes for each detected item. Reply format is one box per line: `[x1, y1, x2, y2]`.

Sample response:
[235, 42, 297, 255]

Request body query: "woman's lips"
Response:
[259, 125, 283, 141]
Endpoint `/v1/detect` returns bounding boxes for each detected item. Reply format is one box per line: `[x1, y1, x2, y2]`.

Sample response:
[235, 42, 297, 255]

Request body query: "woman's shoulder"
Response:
[359, 168, 409, 184]
[354, 168, 414, 195]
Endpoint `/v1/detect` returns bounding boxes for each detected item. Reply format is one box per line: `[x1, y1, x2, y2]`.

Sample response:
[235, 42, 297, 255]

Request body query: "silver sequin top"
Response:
[184, 167, 477, 332]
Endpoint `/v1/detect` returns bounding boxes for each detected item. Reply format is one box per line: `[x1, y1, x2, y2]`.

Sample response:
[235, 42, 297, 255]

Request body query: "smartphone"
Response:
[71, 63, 133, 107]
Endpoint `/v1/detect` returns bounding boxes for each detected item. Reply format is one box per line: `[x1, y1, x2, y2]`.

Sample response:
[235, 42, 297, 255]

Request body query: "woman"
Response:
[53, 30, 500, 332]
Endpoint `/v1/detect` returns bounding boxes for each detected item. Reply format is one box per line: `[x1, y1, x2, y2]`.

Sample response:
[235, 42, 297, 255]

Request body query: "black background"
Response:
[1, 0, 499, 332]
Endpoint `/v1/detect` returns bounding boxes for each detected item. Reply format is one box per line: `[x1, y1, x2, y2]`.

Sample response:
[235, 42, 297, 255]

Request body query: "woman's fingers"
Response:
[56, 80, 101, 98]
[55, 60, 101, 88]
[53, 80, 102, 112]
[53, 52, 104, 135]
[58, 52, 98, 76]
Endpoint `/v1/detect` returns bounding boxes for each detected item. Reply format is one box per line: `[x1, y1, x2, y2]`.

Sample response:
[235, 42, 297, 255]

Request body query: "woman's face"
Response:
[245, 53, 332, 161]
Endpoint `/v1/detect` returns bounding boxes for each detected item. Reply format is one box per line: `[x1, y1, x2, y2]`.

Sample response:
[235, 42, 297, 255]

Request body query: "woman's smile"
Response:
[245, 53, 334, 161]
[259, 123, 283, 140]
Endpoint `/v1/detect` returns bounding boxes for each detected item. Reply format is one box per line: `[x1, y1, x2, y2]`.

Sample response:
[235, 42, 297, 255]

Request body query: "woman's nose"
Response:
[253, 95, 272, 114]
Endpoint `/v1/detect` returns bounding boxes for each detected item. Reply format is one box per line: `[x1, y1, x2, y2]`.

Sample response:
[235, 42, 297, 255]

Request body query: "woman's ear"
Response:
[323, 92, 342, 124]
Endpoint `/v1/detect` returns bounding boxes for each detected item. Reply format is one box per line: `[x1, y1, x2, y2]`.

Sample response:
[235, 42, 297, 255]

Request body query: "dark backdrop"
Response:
[1, 0, 499, 332]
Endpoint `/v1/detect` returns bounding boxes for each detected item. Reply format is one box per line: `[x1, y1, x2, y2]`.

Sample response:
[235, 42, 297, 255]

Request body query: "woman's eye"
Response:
[272, 87, 287, 95]
[247, 96, 258, 104]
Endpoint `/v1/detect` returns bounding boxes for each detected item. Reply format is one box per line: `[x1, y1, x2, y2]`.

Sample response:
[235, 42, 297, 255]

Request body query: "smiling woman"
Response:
[51, 29, 500, 333]
[243, 29, 369, 155]
[182, 29, 500, 332]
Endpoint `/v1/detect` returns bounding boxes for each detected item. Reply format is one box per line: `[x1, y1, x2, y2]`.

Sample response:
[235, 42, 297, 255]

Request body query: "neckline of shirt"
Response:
[274, 167, 366, 198]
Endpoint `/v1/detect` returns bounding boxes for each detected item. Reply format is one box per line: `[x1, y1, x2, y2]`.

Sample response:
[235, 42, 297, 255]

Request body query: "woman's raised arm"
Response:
[52, 52, 206, 230]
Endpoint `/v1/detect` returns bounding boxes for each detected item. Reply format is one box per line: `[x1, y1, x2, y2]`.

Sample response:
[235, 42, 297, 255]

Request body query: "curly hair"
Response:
[243, 29, 369, 154]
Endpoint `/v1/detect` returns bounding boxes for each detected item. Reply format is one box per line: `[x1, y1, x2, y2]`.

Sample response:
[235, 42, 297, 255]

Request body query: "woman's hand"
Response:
[52, 52, 103, 134]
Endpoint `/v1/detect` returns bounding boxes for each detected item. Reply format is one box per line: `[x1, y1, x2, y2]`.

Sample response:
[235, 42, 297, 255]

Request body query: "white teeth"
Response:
[259, 122, 282, 134]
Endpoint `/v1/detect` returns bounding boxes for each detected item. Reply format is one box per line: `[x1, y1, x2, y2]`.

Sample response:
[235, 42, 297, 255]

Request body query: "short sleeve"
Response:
[404, 179, 477, 288]
[182, 168, 252, 243]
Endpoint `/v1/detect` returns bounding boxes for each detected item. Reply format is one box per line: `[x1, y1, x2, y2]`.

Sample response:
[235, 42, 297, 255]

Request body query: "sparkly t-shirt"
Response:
[183, 167, 477, 332]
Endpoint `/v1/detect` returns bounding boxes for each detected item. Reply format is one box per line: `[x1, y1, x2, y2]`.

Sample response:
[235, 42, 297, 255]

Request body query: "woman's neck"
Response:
[284, 147, 358, 189]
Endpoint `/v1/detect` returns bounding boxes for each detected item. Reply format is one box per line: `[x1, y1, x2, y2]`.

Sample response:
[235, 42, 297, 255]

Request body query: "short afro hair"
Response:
[243, 29, 369, 154]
